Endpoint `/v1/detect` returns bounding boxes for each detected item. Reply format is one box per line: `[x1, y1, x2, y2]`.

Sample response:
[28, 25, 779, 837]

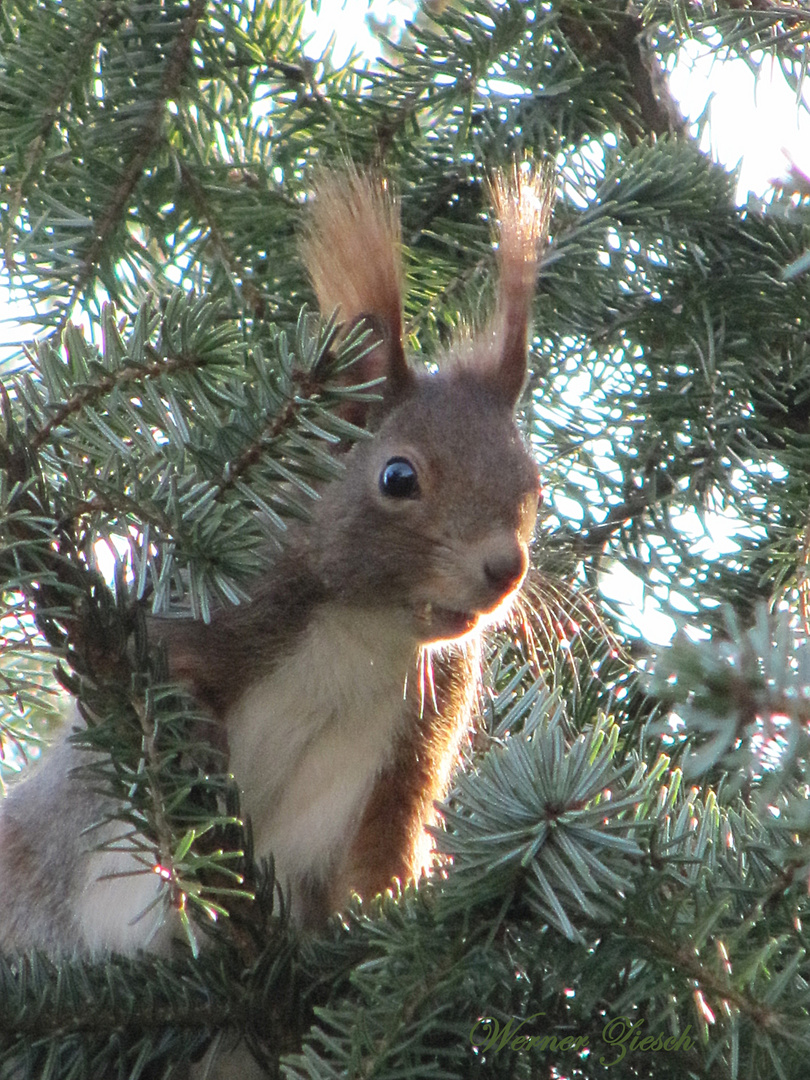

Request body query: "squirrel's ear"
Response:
[329, 313, 410, 429]
[486, 163, 555, 406]
[301, 167, 414, 427]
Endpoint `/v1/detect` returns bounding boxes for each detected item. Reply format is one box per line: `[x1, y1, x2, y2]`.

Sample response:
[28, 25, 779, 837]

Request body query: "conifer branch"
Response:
[177, 161, 267, 317]
[62, 493, 176, 540]
[629, 925, 782, 1031]
[63, 0, 208, 328]
[1, 3, 810, 1076]
[572, 472, 676, 554]
[2, 3, 123, 275]
[30, 347, 210, 451]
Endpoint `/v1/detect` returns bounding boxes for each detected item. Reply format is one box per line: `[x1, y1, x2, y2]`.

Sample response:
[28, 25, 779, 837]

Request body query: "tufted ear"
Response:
[485, 163, 555, 406]
[328, 312, 409, 429]
[301, 167, 415, 428]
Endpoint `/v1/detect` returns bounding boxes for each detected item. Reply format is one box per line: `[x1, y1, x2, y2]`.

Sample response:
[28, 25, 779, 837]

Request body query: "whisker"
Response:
[502, 569, 626, 692]
[425, 648, 439, 714]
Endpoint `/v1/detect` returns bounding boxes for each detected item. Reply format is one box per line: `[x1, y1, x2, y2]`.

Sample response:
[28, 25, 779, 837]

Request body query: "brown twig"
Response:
[60, 0, 208, 332]
[30, 348, 206, 451]
[2, 3, 124, 275]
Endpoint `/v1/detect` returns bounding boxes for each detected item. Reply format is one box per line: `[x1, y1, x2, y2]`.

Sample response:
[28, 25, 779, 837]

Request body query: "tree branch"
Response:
[62, 0, 208, 329]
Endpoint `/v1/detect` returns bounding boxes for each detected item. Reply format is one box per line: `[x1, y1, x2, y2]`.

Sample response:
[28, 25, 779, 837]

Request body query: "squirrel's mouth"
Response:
[415, 583, 524, 644]
[417, 604, 480, 643]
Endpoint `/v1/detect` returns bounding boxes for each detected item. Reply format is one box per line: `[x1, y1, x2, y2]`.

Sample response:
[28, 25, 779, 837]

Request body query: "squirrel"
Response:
[0, 164, 552, 955]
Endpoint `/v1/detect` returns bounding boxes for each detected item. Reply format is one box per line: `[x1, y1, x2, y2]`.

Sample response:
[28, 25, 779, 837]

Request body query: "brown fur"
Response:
[336, 645, 477, 906]
[436, 163, 554, 398]
[299, 166, 411, 397]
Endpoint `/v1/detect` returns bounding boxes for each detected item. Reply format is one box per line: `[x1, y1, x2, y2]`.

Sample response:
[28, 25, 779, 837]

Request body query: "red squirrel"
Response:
[0, 164, 552, 952]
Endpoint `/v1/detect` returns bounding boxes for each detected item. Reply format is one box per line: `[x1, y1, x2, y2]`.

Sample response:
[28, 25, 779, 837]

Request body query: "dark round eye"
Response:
[379, 457, 419, 498]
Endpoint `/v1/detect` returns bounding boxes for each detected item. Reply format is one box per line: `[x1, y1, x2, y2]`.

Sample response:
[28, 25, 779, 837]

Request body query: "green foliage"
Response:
[2, 0, 810, 1078]
[281, 693, 810, 1079]
[651, 603, 810, 811]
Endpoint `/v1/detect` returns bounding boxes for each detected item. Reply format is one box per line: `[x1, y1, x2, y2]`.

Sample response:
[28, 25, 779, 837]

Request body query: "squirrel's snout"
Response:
[483, 546, 527, 597]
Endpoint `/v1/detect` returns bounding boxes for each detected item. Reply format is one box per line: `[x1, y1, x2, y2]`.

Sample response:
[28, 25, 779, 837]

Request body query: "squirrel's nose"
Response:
[483, 546, 527, 596]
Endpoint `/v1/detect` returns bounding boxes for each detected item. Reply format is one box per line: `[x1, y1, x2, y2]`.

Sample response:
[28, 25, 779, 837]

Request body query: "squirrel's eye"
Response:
[379, 457, 419, 498]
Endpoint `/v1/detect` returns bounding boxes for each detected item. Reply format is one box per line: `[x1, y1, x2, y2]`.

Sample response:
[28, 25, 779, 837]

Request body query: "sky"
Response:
[669, 36, 810, 203]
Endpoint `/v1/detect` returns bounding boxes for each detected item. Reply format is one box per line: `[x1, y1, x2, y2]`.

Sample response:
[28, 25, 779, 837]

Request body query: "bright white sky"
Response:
[670, 37, 810, 202]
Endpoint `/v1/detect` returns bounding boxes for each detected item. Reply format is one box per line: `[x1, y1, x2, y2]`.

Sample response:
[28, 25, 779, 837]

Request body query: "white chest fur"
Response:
[78, 836, 171, 954]
[226, 604, 419, 904]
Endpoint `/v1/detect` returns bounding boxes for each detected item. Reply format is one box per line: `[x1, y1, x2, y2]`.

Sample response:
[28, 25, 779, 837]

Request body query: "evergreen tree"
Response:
[1, 1, 810, 1077]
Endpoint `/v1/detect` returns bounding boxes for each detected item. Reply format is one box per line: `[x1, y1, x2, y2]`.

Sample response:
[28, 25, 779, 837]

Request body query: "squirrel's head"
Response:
[302, 164, 553, 645]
